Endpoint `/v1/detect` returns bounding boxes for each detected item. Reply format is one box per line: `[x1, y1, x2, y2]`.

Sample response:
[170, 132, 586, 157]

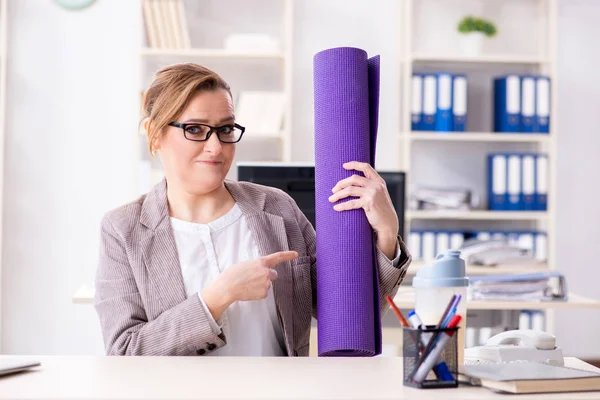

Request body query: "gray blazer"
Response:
[94, 179, 411, 357]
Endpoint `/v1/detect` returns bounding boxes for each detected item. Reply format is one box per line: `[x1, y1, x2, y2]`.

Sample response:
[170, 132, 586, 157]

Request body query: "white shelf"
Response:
[406, 210, 548, 221]
[404, 132, 551, 143]
[407, 262, 551, 276]
[140, 48, 285, 59]
[392, 287, 600, 311]
[410, 53, 550, 64]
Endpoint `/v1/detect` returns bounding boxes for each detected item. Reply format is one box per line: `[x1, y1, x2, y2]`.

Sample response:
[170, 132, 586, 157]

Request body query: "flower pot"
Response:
[458, 32, 486, 56]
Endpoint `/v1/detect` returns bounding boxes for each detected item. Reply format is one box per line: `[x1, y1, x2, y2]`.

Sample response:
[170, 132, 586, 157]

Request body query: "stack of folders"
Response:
[409, 186, 478, 211]
[409, 230, 548, 264]
[460, 361, 600, 394]
[488, 153, 548, 211]
[494, 75, 551, 133]
[411, 73, 467, 132]
[467, 271, 567, 302]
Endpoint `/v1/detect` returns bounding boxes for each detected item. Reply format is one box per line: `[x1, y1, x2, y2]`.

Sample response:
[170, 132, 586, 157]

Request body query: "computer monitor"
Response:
[237, 162, 405, 238]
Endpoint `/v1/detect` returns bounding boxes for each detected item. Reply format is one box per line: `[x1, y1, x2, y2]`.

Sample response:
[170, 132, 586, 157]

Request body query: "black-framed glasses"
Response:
[168, 122, 245, 143]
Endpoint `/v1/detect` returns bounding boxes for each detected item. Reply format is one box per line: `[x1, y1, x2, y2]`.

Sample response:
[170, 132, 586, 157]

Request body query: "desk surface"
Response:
[1, 356, 600, 399]
[393, 287, 600, 310]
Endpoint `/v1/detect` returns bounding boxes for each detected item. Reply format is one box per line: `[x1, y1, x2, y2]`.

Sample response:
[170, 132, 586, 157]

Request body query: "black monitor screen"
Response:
[237, 163, 405, 238]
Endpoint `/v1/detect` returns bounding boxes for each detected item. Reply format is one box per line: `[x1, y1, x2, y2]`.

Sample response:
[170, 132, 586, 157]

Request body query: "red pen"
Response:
[386, 296, 409, 327]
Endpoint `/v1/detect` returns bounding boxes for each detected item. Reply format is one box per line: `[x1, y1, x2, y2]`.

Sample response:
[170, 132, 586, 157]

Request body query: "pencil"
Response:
[385, 296, 409, 327]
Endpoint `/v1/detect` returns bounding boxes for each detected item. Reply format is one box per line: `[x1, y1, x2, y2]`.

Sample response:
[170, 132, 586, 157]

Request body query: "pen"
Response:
[385, 296, 409, 327]
[409, 295, 457, 378]
[407, 311, 454, 382]
[441, 295, 462, 328]
[412, 315, 462, 383]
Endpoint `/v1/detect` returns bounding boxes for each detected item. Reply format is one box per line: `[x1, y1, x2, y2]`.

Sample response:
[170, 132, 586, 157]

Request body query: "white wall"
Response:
[1, 0, 141, 354]
[554, 0, 600, 359]
[2, 0, 600, 358]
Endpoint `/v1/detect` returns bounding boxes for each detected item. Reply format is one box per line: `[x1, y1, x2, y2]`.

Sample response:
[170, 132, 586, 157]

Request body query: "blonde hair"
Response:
[141, 63, 232, 155]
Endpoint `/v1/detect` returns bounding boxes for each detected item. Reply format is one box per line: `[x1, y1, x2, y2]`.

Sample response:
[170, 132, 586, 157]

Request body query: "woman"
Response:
[94, 63, 411, 357]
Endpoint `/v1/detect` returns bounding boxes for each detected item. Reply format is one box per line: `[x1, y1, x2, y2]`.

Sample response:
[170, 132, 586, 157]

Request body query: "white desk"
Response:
[393, 287, 600, 310]
[1, 356, 600, 399]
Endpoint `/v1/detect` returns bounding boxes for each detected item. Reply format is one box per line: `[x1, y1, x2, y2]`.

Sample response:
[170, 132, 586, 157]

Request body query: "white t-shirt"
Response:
[170, 203, 286, 356]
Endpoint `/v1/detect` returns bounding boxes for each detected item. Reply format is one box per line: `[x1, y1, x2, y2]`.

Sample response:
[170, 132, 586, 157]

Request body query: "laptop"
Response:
[0, 357, 41, 377]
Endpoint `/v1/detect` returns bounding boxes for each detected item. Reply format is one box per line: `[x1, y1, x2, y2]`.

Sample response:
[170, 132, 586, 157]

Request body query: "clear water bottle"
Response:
[412, 250, 469, 364]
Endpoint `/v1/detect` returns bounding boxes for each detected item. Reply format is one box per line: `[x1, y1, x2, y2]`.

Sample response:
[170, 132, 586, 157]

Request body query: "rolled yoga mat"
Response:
[313, 47, 382, 357]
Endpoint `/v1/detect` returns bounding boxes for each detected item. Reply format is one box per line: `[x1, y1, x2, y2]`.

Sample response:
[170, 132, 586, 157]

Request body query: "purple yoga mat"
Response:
[313, 47, 382, 357]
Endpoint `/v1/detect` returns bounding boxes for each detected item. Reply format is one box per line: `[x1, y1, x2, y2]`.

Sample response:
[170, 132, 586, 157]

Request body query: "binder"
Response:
[435, 73, 453, 132]
[507, 154, 522, 210]
[518, 232, 535, 255]
[507, 232, 520, 247]
[435, 231, 450, 255]
[488, 154, 507, 210]
[422, 74, 437, 131]
[452, 75, 467, 132]
[535, 232, 548, 261]
[491, 231, 506, 241]
[411, 74, 423, 131]
[422, 231, 436, 262]
[531, 311, 545, 331]
[520, 76, 536, 133]
[476, 231, 491, 241]
[535, 154, 548, 211]
[494, 75, 521, 132]
[521, 153, 536, 210]
[518, 311, 532, 330]
[535, 76, 551, 133]
[450, 232, 464, 250]
[409, 231, 422, 261]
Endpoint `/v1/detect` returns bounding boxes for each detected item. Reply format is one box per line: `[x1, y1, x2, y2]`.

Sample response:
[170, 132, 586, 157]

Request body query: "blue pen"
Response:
[407, 310, 454, 382]
[441, 295, 462, 328]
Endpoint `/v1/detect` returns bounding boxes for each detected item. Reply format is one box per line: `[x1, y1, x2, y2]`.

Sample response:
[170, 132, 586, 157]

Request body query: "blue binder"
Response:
[507, 153, 522, 210]
[452, 75, 467, 132]
[488, 153, 508, 210]
[435, 73, 453, 132]
[494, 75, 521, 132]
[421, 74, 437, 131]
[535, 76, 551, 133]
[535, 154, 548, 211]
[411, 74, 423, 131]
[521, 153, 536, 210]
[521, 76, 536, 133]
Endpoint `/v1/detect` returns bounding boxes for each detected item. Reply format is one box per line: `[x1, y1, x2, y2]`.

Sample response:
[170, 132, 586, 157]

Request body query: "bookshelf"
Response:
[399, 0, 560, 337]
[0, 0, 7, 350]
[137, 0, 294, 191]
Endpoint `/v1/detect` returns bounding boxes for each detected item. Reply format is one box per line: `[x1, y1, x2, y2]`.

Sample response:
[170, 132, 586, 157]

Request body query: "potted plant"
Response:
[457, 16, 497, 56]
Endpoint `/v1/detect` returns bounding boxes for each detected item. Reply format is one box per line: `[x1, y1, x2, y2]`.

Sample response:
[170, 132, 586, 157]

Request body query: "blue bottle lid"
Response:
[412, 250, 469, 288]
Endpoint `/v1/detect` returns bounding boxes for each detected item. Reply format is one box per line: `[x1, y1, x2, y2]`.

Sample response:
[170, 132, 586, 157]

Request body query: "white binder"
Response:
[450, 232, 464, 250]
[422, 75, 437, 130]
[422, 231, 436, 262]
[436, 231, 450, 256]
[409, 231, 422, 261]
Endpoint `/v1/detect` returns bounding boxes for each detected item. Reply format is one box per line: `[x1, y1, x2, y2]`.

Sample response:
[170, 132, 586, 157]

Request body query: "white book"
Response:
[142, 0, 159, 48]
[176, 0, 191, 48]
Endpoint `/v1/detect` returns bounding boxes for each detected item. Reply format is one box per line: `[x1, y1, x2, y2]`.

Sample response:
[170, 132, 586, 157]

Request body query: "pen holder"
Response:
[402, 326, 459, 389]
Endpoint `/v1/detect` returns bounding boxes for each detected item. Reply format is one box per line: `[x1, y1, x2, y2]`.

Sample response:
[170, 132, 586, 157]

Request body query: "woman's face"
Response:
[156, 89, 236, 195]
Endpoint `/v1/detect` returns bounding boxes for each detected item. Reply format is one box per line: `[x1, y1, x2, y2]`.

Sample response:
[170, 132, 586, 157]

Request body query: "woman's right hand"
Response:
[201, 251, 298, 320]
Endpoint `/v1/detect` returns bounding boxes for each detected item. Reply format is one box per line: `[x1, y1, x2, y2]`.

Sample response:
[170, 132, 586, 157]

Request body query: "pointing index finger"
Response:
[261, 251, 299, 268]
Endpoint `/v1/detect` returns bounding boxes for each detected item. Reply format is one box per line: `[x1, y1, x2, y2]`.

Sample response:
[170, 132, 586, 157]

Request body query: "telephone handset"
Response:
[464, 329, 564, 366]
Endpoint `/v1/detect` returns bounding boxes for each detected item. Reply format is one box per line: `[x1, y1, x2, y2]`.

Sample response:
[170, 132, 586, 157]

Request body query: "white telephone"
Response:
[464, 330, 564, 366]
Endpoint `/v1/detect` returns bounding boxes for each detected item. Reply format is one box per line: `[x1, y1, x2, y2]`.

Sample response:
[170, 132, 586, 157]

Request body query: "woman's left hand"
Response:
[329, 161, 399, 260]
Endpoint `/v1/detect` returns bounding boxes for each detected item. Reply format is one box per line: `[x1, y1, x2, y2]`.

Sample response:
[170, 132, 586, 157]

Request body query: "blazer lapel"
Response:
[140, 180, 187, 312]
[225, 181, 295, 356]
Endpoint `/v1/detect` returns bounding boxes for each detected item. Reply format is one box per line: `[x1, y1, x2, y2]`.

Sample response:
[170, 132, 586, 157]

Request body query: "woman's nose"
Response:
[203, 131, 222, 154]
